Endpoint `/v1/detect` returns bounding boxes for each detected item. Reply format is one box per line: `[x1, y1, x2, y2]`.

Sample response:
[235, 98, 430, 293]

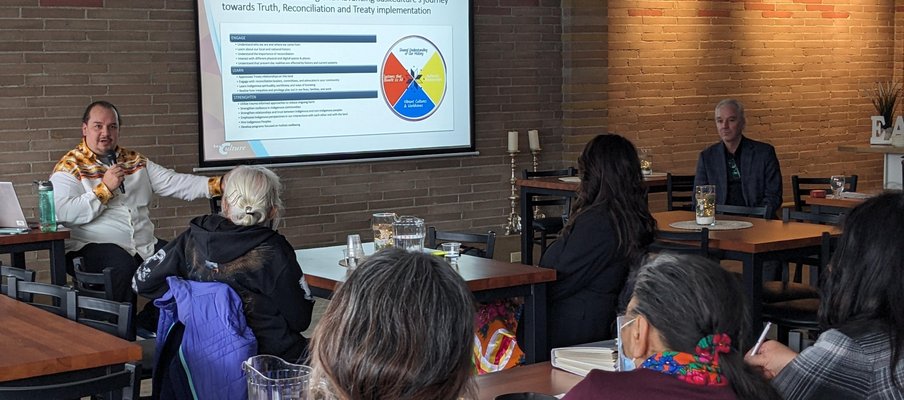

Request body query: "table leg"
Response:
[741, 254, 764, 342]
[521, 282, 548, 364]
[520, 186, 534, 265]
[49, 240, 66, 286]
[10, 252, 26, 269]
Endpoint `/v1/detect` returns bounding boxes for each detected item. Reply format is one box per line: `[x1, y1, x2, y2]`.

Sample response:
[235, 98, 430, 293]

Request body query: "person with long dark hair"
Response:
[563, 254, 781, 400]
[746, 191, 904, 399]
[539, 133, 656, 349]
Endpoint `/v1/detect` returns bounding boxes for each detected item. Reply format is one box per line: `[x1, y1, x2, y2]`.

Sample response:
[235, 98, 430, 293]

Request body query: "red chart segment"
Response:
[382, 53, 411, 106]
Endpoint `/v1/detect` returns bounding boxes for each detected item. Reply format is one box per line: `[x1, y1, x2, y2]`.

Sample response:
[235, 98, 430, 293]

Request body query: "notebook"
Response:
[0, 182, 30, 233]
[550, 339, 618, 376]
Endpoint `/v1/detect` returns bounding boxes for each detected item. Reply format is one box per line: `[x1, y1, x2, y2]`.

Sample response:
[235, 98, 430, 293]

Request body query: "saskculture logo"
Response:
[216, 142, 248, 156]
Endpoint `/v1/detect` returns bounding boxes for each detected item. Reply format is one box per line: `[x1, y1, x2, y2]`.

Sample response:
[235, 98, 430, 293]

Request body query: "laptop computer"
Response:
[0, 182, 31, 233]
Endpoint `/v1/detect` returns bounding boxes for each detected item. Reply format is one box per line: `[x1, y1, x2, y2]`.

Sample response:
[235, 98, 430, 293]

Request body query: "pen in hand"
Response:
[748, 322, 773, 356]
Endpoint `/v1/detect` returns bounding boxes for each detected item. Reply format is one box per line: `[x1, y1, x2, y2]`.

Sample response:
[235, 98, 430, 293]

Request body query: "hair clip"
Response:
[245, 206, 254, 215]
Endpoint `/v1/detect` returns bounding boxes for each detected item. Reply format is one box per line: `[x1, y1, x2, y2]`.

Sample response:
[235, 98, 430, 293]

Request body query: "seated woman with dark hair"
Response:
[307, 248, 477, 400]
[540, 134, 656, 349]
[564, 254, 781, 400]
[747, 191, 904, 399]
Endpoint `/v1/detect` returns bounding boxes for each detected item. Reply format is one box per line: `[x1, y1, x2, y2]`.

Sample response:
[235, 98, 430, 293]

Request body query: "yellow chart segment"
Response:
[418, 52, 446, 106]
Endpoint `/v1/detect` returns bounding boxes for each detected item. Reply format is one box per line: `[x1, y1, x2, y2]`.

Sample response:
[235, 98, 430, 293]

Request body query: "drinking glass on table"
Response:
[441, 242, 461, 268]
[372, 212, 398, 251]
[392, 216, 426, 252]
[830, 175, 846, 198]
[695, 185, 716, 226]
[638, 148, 653, 176]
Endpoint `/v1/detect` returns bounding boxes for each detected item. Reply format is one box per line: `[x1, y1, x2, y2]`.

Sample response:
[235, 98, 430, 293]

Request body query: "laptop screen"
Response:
[0, 182, 29, 230]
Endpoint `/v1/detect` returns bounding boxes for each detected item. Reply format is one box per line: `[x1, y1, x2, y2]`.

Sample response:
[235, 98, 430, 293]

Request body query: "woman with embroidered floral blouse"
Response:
[562, 254, 780, 400]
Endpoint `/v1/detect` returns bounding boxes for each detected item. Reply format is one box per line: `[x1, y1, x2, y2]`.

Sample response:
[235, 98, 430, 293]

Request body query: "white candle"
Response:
[528, 129, 540, 151]
[507, 131, 519, 153]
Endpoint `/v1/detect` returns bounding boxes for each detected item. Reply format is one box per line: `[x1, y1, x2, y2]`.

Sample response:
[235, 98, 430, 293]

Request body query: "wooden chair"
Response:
[6, 277, 76, 319]
[427, 227, 496, 259]
[1, 265, 36, 300]
[0, 363, 139, 400]
[716, 204, 772, 219]
[522, 168, 577, 259]
[781, 209, 841, 285]
[666, 173, 695, 211]
[649, 228, 711, 258]
[791, 175, 859, 212]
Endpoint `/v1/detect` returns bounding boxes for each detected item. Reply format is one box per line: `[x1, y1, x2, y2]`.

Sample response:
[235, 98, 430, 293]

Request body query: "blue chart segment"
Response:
[382, 35, 447, 121]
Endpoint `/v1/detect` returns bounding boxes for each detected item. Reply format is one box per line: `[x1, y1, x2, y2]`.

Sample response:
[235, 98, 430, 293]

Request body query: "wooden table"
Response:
[806, 196, 864, 214]
[0, 228, 69, 286]
[0, 295, 141, 383]
[655, 211, 840, 330]
[296, 245, 557, 364]
[476, 362, 583, 400]
[517, 173, 669, 265]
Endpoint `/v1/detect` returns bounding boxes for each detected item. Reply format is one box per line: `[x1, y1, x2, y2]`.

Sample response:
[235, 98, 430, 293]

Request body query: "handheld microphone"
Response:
[104, 151, 126, 194]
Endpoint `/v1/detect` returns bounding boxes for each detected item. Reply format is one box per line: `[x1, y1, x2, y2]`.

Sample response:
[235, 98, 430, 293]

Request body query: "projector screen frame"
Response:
[193, 0, 477, 169]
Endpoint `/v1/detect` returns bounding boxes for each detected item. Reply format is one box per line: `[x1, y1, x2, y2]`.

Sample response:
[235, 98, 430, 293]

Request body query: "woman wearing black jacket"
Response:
[540, 134, 656, 349]
[133, 165, 314, 362]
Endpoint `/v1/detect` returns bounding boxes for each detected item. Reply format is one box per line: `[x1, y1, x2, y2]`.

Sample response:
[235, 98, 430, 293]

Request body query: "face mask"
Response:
[619, 352, 636, 372]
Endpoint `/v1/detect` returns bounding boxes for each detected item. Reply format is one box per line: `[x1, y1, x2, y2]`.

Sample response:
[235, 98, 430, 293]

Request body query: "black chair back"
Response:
[1, 265, 36, 301]
[791, 175, 859, 211]
[782, 208, 842, 226]
[666, 173, 695, 211]
[6, 277, 76, 319]
[649, 228, 710, 257]
[76, 294, 136, 341]
[0, 363, 138, 400]
[717, 204, 772, 219]
[210, 195, 223, 215]
[427, 227, 496, 259]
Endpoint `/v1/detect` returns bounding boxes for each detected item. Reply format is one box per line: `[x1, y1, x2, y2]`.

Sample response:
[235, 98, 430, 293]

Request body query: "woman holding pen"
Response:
[563, 254, 780, 400]
[746, 192, 904, 399]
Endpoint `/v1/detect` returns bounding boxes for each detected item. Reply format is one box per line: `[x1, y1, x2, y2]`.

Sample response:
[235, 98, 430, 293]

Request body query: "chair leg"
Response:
[538, 230, 548, 259]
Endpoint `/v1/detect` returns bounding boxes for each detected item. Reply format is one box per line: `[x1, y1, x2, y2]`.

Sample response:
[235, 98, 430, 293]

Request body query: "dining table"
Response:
[0, 228, 69, 286]
[655, 210, 840, 330]
[0, 295, 141, 384]
[296, 244, 557, 364]
[476, 361, 583, 399]
[517, 173, 669, 265]
[805, 195, 866, 214]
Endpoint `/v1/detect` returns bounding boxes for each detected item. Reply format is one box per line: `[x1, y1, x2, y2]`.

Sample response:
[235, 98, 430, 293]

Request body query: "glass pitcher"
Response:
[243, 354, 312, 400]
[372, 212, 398, 252]
[392, 216, 426, 252]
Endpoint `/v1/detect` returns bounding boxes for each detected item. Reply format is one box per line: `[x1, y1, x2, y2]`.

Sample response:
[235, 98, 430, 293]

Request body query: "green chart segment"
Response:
[382, 36, 447, 121]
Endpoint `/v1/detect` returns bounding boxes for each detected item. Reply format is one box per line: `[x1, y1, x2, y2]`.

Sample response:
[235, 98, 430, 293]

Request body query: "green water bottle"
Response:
[36, 180, 57, 232]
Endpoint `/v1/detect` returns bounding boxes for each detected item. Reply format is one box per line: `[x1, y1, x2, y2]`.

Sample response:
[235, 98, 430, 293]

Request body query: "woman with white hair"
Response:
[134, 165, 314, 361]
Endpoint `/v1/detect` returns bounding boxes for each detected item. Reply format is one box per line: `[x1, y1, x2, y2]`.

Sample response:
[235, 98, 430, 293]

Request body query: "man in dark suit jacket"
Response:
[694, 99, 783, 216]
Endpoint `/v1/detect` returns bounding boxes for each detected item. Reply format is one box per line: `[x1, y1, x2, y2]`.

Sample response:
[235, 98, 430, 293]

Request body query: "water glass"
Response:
[695, 185, 716, 226]
[345, 234, 365, 268]
[372, 212, 397, 251]
[392, 216, 426, 252]
[830, 175, 845, 198]
[441, 242, 461, 267]
[638, 148, 653, 176]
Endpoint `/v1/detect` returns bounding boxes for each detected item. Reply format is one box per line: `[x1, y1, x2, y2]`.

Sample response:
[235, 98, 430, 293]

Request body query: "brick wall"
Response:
[2, 1, 901, 277]
[607, 0, 896, 189]
[0, 0, 565, 277]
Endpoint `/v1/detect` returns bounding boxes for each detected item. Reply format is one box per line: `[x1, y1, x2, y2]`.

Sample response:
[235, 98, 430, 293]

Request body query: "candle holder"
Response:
[531, 148, 546, 219]
[504, 151, 522, 235]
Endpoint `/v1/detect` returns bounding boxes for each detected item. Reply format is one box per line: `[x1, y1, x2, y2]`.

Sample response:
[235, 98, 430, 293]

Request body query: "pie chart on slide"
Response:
[381, 35, 447, 121]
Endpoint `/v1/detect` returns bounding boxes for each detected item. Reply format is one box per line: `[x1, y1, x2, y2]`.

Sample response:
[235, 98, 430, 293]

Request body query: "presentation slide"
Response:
[196, 0, 473, 167]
